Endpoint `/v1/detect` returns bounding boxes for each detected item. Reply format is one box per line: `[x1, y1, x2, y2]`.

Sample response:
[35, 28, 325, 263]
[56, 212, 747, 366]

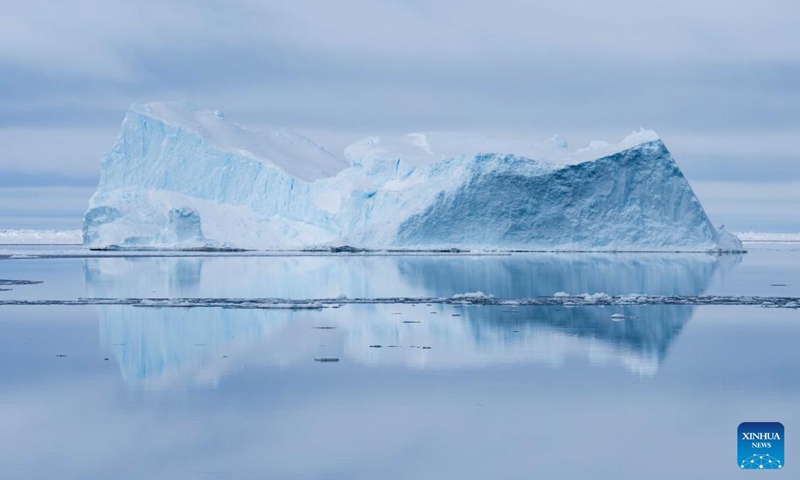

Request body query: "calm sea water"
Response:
[1, 245, 798, 479]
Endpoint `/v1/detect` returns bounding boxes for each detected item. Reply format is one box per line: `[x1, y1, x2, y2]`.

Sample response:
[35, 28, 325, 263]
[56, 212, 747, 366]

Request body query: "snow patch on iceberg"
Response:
[127, 102, 348, 181]
[83, 102, 740, 252]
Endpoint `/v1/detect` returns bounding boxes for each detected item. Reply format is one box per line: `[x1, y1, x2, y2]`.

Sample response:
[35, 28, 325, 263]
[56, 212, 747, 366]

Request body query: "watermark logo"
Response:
[739, 422, 784, 470]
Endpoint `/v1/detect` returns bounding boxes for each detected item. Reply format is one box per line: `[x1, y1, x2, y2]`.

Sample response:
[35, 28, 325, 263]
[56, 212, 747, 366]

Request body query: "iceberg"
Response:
[83, 102, 741, 251]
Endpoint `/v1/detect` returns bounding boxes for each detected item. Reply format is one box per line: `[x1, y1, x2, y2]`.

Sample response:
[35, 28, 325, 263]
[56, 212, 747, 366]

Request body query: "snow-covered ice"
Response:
[83, 102, 741, 252]
[734, 232, 800, 243]
[0, 229, 82, 245]
[451, 291, 494, 300]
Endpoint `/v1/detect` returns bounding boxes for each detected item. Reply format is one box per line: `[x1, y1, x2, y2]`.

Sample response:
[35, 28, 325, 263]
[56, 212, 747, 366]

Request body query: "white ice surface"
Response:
[130, 102, 349, 181]
[344, 129, 661, 168]
[734, 232, 800, 242]
[0, 229, 82, 244]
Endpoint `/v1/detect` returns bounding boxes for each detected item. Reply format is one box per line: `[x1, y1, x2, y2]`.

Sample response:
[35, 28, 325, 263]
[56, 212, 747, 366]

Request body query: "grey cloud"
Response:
[1, 0, 799, 131]
[0, 187, 94, 229]
[0, 0, 797, 230]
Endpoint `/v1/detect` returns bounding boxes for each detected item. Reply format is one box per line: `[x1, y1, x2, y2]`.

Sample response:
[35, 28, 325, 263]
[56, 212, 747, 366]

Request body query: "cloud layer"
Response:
[0, 0, 798, 229]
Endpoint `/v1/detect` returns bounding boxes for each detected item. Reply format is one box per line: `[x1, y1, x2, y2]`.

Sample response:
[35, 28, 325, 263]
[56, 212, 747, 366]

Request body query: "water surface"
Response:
[0, 246, 798, 479]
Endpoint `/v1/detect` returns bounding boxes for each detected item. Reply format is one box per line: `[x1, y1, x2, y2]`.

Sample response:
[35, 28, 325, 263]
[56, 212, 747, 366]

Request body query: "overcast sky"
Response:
[1, 0, 798, 231]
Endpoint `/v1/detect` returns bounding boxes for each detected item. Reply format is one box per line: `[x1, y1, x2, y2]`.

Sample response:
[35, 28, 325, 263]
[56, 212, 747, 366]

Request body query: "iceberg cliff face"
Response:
[84, 102, 741, 251]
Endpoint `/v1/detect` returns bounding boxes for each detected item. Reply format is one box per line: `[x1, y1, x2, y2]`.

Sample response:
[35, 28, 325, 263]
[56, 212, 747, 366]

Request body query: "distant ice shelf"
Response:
[0, 229, 83, 245]
[734, 232, 800, 243]
[83, 101, 742, 252]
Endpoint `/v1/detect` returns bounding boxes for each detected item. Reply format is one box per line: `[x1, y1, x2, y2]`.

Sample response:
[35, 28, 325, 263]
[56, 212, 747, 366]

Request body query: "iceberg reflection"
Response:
[85, 254, 740, 387]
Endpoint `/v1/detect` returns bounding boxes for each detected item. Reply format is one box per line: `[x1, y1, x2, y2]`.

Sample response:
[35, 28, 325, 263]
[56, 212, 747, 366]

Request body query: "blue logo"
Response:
[739, 422, 784, 470]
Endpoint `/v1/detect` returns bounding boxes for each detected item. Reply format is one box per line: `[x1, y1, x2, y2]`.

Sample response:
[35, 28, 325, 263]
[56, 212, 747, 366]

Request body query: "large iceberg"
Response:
[83, 102, 741, 251]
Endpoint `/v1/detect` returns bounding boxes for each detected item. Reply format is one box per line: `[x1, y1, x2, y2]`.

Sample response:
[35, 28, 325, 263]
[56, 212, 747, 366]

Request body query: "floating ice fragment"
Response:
[582, 292, 611, 303]
[451, 291, 494, 300]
